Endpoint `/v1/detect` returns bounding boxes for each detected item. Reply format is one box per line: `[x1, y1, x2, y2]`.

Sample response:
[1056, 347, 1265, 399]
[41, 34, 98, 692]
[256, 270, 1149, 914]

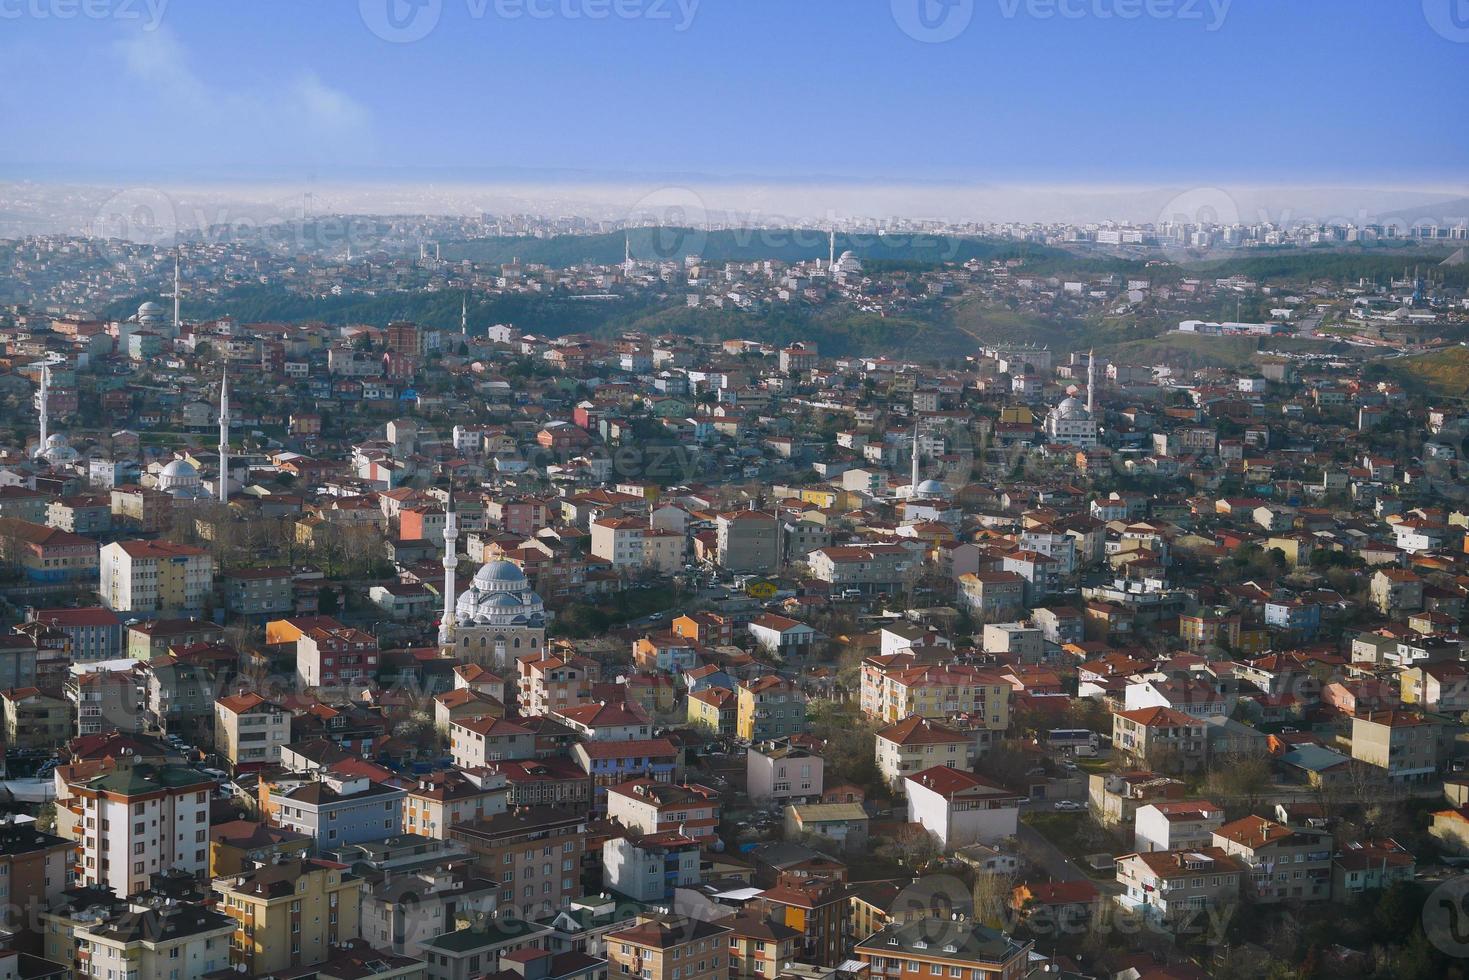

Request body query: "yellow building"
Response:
[606, 915, 731, 980]
[209, 820, 312, 877]
[213, 858, 363, 974]
[736, 676, 806, 742]
[100, 540, 213, 613]
[687, 687, 737, 736]
[860, 662, 1011, 732]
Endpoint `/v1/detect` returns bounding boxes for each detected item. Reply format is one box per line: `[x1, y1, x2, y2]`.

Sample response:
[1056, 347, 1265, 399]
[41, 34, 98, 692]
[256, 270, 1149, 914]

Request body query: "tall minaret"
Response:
[910, 419, 921, 491]
[34, 359, 50, 458]
[461, 292, 469, 337]
[623, 231, 634, 277]
[172, 253, 181, 336]
[1086, 348, 1096, 417]
[439, 492, 459, 647]
[828, 227, 837, 272]
[218, 363, 230, 503]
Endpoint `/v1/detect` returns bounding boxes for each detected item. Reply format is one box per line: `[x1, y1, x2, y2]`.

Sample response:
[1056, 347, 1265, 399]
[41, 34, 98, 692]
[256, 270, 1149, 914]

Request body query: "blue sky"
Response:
[2, 0, 1466, 187]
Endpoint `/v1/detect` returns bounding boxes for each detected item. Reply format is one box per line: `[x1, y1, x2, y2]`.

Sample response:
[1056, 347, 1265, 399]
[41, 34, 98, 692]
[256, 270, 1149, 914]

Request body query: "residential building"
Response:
[1114, 848, 1243, 928]
[851, 919, 1030, 980]
[215, 693, 290, 773]
[903, 766, 1024, 849]
[746, 739, 824, 805]
[267, 770, 407, 849]
[449, 807, 587, 920]
[1211, 815, 1333, 903]
[602, 831, 701, 902]
[100, 540, 213, 615]
[70, 761, 215, 898]
[605, 780, 720, 840]
[213, 858, 365, 974]
[736, 676, 807, 742]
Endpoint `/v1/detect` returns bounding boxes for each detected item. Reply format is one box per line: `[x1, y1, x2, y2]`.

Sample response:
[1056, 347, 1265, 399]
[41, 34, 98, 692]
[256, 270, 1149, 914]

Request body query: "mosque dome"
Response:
[456, 560, 545, 628]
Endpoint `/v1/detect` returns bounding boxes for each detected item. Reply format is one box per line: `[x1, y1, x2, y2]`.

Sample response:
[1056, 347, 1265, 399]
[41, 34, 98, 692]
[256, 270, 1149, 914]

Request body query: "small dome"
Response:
[161, 459, 197, 478]
[915, 478, 947, 496]
[473, 560, 527, 589]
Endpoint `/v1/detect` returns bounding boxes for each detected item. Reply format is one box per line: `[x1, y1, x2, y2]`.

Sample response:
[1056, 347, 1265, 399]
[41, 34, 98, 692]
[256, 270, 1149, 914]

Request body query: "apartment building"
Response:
[807, 544, 914, 595]
[100, 540, 213, 614]
[267, 771, 406, 849]
[875, 717, 977, 790]
[295, 624, 380, 690]
[213, 858, 365, 974]
[736, 676, 807, 742]
[72, 903, 234, 979]
[1112, 707, 1208, 773]
[715, 512, 779, 573]
[719, 913, 799, 980]
[852, 918, 1030, 980]
[607, 915, 730, 980]
[70, 760, 215, 897]
[746, 739, 824, 805]
[215, 693, 291, 774]
[605, 779, 720, 840]
[1133, 801, 1224, 853]
[1114, 848, 1244, 928]
[402, 769, 509, 838]
[860, 662, 1011, 732]
[450, 717, 536, 768]
[1211, 816, 1333, 903]
[1350, 711, 1438, 783]
[449, 807, 587, 919]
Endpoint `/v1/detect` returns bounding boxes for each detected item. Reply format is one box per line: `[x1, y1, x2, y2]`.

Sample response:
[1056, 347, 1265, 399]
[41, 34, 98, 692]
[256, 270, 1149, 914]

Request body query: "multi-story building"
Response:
[360, 864, 498, 957]
[958, 572, 1027, 619]
[686, 687, 737, 737]
[719, 913, 799, 980]
[1, 688, 70, 750]
[296, 624, 380, 690]
[72, 902, 234, 979]
[852, 919, 1031, 980]
[99, 540, 213, 614]
[215, 693, 291, 774]
[861, 662, 1011, 731]
[1112, 707, 1208, 773]
[605, 780, 720, 840]
[736, 676, 807, 742]
[1133, 800, 1225, 853]
[1210, 815, 1333, 903]
[715, 511, 779, 573]
[1351, 711, 1438, 783]
[807, 544, 914, 595]
[875, 717, 979, 790]
[517, 651, 600, 717]
[70, 760, 215, 897]
[449, 807, 587, 920]
[267, 771, 406, 849]
[602, 831, 701, 902]
[0, 518, 98, 583]
[402, 769, 508, 838]
[0, 820, 72, 937]
[746, 739, 823, 805]
[1114, 848, 1244, 928]
[605, 915, 730, 980]
[450, 717, 536, 768]
[27, 607, 124, 663]
[213, 857, 364, 974]
[220, 568, 294, 619]
[904, 766, 1024, 849]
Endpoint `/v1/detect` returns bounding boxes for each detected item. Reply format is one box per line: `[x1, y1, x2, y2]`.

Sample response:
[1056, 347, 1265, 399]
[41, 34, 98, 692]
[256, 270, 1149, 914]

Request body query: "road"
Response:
[1015, 821, 1090, 884]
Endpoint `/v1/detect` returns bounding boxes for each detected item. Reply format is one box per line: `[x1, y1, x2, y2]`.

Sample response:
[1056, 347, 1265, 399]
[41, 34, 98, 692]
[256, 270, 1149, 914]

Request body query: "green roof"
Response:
[82, 764, 213, 796]
[421, 921, 551, 954]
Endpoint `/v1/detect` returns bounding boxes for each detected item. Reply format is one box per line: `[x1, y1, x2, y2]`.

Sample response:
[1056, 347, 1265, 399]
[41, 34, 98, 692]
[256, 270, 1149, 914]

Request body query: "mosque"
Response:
[438, 497, 547, 666]
[1042, 350, 1100, 449]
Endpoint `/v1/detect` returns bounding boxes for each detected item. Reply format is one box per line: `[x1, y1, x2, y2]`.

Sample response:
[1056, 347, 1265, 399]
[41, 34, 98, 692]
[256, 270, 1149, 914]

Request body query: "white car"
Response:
[1054, 800, 1085, 811]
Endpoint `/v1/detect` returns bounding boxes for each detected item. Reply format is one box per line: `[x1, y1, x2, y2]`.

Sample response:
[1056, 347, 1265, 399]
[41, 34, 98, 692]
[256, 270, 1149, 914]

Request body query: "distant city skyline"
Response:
[2, 0, 1466, 195]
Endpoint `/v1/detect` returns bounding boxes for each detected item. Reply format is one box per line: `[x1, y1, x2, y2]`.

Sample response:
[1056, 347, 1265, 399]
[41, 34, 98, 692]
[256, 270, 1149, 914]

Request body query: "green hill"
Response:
[1395, 346, 1469, 398]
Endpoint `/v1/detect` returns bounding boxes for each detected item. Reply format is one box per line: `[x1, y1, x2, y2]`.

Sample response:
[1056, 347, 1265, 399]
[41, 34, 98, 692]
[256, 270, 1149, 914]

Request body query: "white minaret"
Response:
[828, 227, 837, 272]
[623, 231, 634, 277]
[1086, 348, 1096, 417]
[34, 359, 50, 458]
[910, 419, 921, 491]
[172, 253, 181, 336]
[461, 292, 469, 337]
[218, 363, 230, 503]
[439, 492, 459, 647]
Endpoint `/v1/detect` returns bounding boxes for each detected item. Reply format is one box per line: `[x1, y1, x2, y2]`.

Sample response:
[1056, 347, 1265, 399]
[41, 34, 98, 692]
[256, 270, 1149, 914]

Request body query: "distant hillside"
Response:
[441, 228, 1068, 269]
[102, 285, 662, 337]
[1395, 346, 1469, 398]
[1098, 333, 1347, 371]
